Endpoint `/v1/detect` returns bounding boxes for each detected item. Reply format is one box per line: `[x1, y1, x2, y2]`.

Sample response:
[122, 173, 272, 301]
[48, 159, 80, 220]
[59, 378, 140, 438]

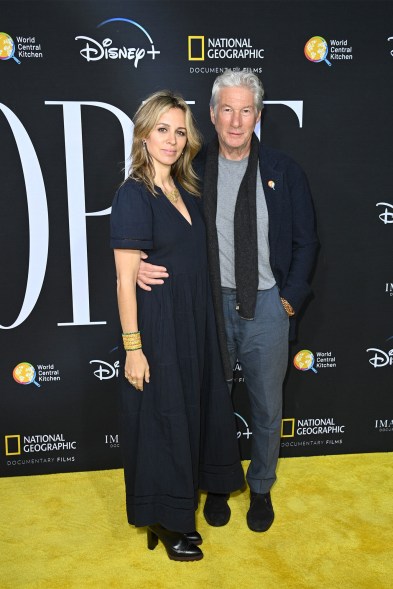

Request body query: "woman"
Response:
[110, 91, 244, 561]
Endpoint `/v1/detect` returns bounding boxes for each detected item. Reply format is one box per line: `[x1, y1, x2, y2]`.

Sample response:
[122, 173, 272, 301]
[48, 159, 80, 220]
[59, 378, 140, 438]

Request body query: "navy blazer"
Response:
[257, 143, 319, 315]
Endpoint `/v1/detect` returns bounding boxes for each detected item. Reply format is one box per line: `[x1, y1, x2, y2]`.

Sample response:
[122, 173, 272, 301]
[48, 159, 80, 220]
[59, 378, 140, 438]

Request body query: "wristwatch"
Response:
[280, 297, 295, 316]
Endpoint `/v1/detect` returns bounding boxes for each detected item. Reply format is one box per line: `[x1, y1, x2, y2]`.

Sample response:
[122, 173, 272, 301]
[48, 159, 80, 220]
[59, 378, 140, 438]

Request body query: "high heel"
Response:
[147, 527, 159, 550]
[147, 524, 203, 561]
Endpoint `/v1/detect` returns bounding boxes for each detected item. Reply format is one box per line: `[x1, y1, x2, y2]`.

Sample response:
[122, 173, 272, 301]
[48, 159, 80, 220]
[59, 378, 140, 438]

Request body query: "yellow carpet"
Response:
[1, 454, 392, 589]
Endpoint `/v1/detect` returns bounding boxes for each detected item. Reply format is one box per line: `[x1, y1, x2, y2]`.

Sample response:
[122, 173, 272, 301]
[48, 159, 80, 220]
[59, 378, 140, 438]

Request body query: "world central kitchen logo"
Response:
[0, 32, 21, 64]
[12, 362, 61, 386]
[75, 18, 160, 68]
[304, 36, 353, 66]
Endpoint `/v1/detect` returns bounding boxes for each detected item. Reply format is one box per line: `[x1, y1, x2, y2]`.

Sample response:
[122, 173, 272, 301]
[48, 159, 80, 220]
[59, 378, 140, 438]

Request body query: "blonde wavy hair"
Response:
[127, 90, 202, 196]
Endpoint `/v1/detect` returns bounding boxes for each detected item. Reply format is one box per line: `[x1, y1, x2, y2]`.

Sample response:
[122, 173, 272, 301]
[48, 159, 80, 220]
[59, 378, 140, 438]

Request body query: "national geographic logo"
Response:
[281, 418, 295, 438]
[5, 435, 21, 456]
[188, 36, 204, 61]
[4, 433, 76, 455]
[188, 35, 264, 61]
[282, 417, 345, 436]
[281, 417, 345, 449]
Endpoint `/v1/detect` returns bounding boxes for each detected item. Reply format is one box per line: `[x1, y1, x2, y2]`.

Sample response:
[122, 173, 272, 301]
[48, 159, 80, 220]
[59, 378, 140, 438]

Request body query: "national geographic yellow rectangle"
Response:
[281, 418, 295, 438]
[188, 36, 204, 61]
[5, 435, 21, 456]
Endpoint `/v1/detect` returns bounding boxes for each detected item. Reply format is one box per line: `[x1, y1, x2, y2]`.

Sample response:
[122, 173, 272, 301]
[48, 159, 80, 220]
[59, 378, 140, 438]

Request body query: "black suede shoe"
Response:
[246, 491, 274, 532]
[203, 493, 231, 527]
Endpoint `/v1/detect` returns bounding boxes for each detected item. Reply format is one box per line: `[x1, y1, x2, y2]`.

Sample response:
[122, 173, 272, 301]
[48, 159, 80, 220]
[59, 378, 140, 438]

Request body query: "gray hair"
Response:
[210, 70, 264, 115]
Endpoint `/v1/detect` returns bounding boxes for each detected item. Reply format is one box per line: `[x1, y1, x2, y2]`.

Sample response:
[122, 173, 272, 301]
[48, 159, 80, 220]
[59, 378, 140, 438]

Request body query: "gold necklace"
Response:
[163, 186, 180, 204]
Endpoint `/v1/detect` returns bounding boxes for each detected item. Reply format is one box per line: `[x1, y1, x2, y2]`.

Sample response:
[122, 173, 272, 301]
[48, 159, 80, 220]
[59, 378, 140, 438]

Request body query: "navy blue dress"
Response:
[110, 179, 244, 533]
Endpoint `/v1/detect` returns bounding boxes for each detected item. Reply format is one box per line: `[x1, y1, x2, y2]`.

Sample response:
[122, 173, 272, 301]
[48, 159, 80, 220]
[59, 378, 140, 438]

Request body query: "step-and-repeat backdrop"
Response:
[1, 0, 392, 477]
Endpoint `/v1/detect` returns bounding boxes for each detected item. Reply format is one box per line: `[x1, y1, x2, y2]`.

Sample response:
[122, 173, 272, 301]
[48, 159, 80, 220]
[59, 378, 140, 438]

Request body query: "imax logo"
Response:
[105, 434, 119, 447]
[375, 419, 393, 428]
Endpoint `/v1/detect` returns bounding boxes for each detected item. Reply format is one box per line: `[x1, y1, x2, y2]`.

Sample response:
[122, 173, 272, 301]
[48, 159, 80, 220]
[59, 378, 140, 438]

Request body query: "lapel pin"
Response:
[268, 180, 275, 190]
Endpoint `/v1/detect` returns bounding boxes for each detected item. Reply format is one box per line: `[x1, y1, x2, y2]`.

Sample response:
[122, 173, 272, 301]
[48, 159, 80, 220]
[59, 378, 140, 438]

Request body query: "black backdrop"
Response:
[1, 0, 392, 477]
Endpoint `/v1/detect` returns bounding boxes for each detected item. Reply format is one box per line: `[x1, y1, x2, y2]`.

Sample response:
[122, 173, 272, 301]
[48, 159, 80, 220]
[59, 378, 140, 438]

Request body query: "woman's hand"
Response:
[124, 349, 150, 391]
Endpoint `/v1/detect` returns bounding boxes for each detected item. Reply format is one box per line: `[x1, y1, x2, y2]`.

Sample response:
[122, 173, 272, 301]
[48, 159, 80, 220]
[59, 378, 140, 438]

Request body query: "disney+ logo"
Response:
[366, 347, 393, 368]
[90, 360, 119, 380]
[376, 202, 393, 224]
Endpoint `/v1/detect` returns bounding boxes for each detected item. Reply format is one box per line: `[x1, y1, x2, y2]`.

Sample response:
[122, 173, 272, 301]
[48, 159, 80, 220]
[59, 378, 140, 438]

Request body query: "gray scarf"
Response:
[203, 133, 259, 379]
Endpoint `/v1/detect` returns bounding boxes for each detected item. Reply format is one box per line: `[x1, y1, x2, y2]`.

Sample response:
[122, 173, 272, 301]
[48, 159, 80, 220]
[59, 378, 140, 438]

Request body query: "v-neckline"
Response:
[158, 186, 193, 227]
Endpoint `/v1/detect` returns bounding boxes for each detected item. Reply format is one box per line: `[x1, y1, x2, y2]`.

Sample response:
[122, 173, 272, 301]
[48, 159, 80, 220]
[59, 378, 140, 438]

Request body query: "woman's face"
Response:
[144, 107, 188, 172]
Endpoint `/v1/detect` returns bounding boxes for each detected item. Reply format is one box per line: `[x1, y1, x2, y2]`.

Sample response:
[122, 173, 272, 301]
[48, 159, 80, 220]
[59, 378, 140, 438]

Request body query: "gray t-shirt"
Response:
[216, 155, 276, 290]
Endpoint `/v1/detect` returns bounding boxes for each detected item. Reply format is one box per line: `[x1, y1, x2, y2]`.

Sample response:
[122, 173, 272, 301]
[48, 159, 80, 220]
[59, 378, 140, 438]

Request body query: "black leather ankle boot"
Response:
[184, 530, 202, 545]
[147, 524, 203, 561]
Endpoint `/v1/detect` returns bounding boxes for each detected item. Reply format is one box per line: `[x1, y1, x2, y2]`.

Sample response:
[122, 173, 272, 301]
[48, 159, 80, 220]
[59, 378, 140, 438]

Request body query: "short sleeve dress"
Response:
[110, 179, 244, 533]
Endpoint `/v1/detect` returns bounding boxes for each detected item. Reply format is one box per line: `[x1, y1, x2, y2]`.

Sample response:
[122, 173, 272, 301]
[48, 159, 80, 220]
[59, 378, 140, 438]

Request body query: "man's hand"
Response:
[137, 252, 169, 291]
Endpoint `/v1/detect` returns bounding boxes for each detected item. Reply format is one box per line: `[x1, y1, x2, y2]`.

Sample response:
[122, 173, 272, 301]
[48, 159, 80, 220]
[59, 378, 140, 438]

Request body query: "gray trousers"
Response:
[222, 285, 289, 494]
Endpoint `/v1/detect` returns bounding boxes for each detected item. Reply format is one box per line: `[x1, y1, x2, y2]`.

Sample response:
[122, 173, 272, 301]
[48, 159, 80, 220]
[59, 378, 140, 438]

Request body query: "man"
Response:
[137, 70, 318, 532]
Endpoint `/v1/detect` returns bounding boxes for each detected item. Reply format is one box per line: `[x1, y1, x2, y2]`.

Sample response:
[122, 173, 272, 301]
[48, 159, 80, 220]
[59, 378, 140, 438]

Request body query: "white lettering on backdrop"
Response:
[0, 100, 302, 328]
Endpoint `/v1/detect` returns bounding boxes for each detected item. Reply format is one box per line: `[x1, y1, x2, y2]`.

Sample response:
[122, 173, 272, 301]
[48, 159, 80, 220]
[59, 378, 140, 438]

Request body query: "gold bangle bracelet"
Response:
[122, 331, 142, 350]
